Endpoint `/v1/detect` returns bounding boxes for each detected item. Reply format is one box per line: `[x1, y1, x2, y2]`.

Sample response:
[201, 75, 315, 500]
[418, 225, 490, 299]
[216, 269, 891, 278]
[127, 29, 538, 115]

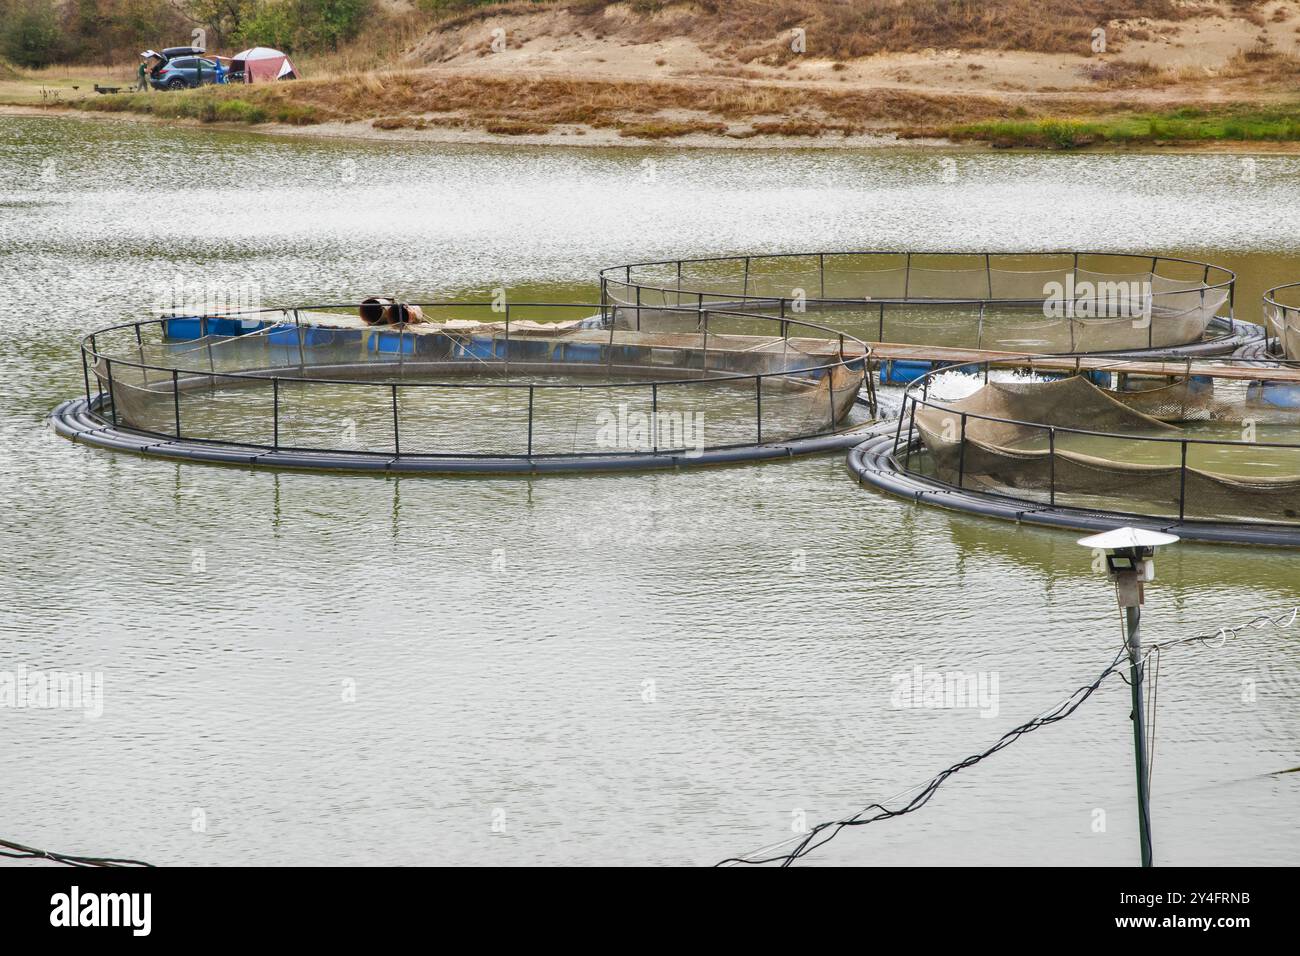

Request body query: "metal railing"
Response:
[1263, 282, 1300, 361]
[81, 301, 875, 460]
[890, 356, 1300, 527]
[599, 251, 1238, 354]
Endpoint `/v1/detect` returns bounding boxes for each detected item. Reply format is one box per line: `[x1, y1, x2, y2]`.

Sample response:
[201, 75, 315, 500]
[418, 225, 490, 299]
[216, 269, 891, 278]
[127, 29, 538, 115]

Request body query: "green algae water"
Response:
[1, 115, 1298, 866]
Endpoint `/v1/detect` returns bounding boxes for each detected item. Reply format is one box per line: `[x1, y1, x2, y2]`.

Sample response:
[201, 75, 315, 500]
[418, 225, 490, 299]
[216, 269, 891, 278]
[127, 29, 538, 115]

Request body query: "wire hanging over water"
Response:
[0, 836, 152, 868]
[717, 605, 1300, 868]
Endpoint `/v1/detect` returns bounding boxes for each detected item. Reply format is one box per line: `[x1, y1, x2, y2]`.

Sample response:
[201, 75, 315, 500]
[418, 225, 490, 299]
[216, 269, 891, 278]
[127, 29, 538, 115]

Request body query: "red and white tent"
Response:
[230, 47, 299, 83]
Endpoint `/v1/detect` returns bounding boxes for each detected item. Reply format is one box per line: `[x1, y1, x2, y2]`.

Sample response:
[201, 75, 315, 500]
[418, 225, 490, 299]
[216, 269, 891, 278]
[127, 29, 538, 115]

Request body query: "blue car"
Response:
[148, 55, 221, 91]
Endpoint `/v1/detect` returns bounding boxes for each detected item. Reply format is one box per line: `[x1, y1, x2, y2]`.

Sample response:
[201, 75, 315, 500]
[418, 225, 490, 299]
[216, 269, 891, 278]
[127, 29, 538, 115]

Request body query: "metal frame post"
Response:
[700, 312, 709, 373]
[105, 359, 117, 426]
[1049, 428, 1057, 505]
[82, 346, 92, 408]
[527, 385, 534, 456]
[826, 368, 836, 432]
[957, 413, 968, 488]
[903, 399, 917, 470]
[391, 384, 400, 455]
[1178, 440, 1189, 521]
[651, 383, 659, 454]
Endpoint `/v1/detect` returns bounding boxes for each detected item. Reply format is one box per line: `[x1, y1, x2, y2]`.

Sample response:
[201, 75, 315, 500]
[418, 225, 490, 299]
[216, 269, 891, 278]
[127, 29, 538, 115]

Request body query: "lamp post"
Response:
[1077, 526, 1179, 868]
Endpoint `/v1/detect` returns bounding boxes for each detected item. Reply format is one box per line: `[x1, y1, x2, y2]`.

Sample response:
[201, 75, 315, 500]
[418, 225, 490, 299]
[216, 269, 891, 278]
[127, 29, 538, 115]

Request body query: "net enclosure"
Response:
[894, 357, 1300, 531]
[602, 252, 1238, 354]
[70, 301, 872, 471]
[1264, 282, 1300, 361]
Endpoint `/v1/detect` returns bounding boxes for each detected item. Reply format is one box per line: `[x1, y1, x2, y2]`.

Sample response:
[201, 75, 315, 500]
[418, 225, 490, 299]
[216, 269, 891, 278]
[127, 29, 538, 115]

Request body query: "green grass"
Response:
[952, 105, 1300, 149]
[81, 88, 322, 126]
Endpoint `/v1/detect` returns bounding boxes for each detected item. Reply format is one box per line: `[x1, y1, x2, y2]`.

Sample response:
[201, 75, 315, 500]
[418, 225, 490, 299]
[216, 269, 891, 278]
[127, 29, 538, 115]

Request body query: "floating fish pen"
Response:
[1262, 282, 1300, 362]
[848, 356, 1300, 547]
[602, 252, 1255, 369]
[51, 301, 874, 474]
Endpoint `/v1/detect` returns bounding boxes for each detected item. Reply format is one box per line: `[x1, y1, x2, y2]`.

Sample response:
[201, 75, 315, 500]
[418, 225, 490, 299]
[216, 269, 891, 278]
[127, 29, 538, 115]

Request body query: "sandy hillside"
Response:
[403, 1, 1300, 102]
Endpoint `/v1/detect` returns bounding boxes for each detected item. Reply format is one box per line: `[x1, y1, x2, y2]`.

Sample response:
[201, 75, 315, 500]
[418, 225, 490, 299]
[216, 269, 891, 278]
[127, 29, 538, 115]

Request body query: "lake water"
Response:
[1, 115, 1297, 866]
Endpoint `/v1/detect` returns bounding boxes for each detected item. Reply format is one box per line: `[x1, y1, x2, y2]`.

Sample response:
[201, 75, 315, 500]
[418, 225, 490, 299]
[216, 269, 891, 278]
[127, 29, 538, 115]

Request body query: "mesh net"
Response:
[1265, 297, 1300, 360]
[92, 312, 866, 458]
[912, 374, 1300, 524]
[607, 255, 1229, 354]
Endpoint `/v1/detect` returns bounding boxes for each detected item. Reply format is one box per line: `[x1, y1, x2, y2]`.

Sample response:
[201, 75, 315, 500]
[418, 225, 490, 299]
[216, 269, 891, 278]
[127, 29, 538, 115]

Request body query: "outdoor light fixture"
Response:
[1080, 526, 1176, 610]
[1077, 526, 1180, 868]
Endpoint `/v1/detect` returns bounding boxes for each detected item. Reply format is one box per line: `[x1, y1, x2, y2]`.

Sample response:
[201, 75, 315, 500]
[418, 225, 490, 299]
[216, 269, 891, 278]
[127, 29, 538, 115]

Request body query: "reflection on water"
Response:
[0, 115, 1297, 866]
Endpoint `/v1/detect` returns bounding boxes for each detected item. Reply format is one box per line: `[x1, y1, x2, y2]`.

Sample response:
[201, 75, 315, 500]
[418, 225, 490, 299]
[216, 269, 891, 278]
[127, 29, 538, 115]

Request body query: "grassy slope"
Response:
[953, 107, 1300, 148]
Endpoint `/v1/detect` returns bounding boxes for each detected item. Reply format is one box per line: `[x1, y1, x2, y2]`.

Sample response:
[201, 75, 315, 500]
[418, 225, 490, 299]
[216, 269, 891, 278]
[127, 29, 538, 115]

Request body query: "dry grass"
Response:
[484, 117, 554, 134]
[293, 10, 433, 78]
[714, 0, 1202, 62]
[69, 67, 1011, 136]
[617, 118, 727, 138]
[372, 114, 418, 129]
[1218, 40, 1300, 80]
[420, 0, 1241, 65]
[1079, 59, 1174, 89]
[745, 118, 854, 136]
[312, 70, 1000, 128]
[49, 60, 1300, 150]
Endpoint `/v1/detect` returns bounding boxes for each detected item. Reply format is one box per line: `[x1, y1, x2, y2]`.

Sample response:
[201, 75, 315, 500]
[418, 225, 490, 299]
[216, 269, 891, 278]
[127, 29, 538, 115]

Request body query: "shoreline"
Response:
[0, 101, 950, 149]
[8, 103, 1300, 154]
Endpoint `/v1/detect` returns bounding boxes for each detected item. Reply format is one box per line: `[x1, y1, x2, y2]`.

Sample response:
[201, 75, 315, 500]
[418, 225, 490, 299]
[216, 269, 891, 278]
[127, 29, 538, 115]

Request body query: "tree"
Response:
[233, 0, 372, 53]
[0, 0, 66, 68]
[236, 0, 295, 51]
[178, 0, 247, 48]
[298, 0, 371, 51]
[302, 0, 366, 50]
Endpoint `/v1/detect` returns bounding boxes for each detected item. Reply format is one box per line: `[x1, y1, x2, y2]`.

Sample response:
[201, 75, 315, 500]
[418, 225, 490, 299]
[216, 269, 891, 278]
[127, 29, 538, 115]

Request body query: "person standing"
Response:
[136, 60, 148, 92]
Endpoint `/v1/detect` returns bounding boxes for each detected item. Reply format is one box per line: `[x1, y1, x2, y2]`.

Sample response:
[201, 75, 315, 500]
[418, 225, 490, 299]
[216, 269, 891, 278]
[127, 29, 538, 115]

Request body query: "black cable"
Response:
[0, 837, 152, 868]
[1147, 607, 1299, 653]
[717, 604, 1300, 868]
[717, 646, 1129, 867]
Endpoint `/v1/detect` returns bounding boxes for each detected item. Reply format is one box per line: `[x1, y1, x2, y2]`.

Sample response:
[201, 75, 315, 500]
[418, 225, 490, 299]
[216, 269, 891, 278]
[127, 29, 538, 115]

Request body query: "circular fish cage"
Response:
[847, 355, 1300, 547]
[51, 301, 876, 474]
[1261, 282, 1300, 362]
[601, 251, 1254, 358]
